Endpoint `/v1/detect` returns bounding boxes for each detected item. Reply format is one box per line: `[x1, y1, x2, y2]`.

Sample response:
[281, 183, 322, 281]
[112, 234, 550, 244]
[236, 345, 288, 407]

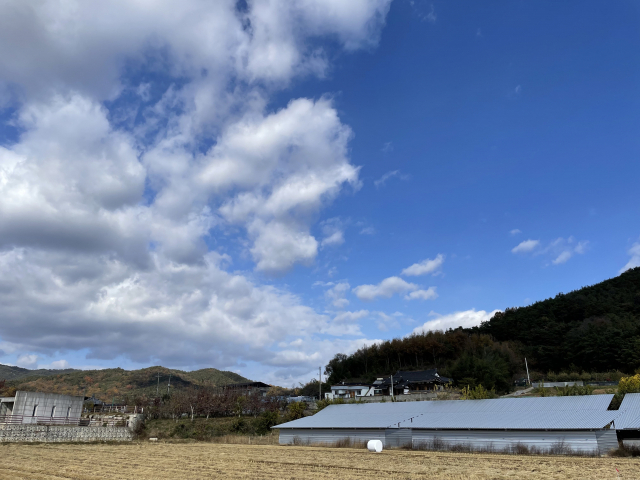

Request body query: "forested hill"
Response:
[1, 366, 250, 402]
[0, 363, 79, 381]
[478, 266, 640, 372]
[325, 267, 640, 393]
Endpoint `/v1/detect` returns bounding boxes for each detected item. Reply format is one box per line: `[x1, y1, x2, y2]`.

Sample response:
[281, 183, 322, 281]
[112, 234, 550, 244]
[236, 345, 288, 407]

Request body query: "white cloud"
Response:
[404, 287, 438, 301]
[381, 141, 393, 153]
[38, 359, 70, 370]
[359, 226, 375, 235]
[411, 309, 500, 335]
[320, 217, 346, 248]
[375, 312, 400, 331]
[16, 354, 39, 369]
[548, 238, 589, 266]
[353, 276, 437, 301]
[0, 0, 393, 384]
[552, 251, 573, 265]
[515, 85, 522, 94]
[374, 170, 409, 188]
[512, 237, 588, 266]
[401, 254, 444, 276]
[353, 276, 416, 300]
[510, 229, 522, 235]
[620, 240, 640, 274]
[325, 282, 351, 308]
[511, 239, 540, 253]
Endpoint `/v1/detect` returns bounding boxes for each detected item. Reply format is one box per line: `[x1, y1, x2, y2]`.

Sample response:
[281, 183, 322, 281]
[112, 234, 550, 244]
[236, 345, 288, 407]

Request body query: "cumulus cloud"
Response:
[325, 282, 351, 308]
[404, 288, 438, 301]
[39, 360, 71, 370]
[411, 309, 500, 335]
[0, 0, 393, 384]
[510, 229, 522, 235]
[511, 239, 540, 253]
[401, 254, 444, 276]
[353, 276, 415, 300]
[353, 276, 437, 301]
[620, 240, 640, 274]
[16, 354, 38, 369]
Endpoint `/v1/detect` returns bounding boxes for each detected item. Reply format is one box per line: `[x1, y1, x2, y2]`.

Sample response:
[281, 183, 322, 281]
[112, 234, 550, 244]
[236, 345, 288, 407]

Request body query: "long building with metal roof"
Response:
[275, 395, 621, 453]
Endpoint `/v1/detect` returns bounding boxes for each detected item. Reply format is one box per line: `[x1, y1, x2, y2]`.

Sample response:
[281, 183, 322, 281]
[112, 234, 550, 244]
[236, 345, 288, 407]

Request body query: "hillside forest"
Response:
[325, 267, 640, 393]
[0, 366, 249, 401]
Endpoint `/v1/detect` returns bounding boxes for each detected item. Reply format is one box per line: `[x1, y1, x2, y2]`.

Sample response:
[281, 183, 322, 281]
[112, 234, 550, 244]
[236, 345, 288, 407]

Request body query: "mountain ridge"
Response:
[0, 364, 251, 402]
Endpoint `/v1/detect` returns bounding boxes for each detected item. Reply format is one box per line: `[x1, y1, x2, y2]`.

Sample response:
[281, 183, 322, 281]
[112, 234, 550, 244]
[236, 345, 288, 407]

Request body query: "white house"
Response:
[324, 383, 375, 400]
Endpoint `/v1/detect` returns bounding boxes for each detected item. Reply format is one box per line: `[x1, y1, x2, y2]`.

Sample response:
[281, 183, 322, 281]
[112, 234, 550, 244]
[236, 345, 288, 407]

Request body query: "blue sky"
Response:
[0, 0, 638, 386]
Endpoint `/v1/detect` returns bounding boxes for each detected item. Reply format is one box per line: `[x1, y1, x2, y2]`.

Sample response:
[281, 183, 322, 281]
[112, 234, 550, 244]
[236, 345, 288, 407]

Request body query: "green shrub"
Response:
[461, 384, 496, 400]
[253, 411, 279, 435]
[284, 401, 307, 422]
[554, 384, 594, 396]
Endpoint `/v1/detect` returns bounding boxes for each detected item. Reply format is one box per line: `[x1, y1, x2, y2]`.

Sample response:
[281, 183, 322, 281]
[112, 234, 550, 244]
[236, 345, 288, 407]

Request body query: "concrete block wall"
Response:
[0, 424, 133, 443]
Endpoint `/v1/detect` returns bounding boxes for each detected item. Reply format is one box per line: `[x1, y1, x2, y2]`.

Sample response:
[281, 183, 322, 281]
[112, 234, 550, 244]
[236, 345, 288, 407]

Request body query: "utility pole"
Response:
[390, 374, 394, 399]
[157, 372, 161, 396]
[525, 358, 531, 386]
[319, 367, 322, 400]
[167, 373, 171, 396]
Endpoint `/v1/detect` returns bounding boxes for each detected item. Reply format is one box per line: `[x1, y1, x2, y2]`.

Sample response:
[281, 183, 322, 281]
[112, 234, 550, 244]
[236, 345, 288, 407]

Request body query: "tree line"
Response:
[324, 268, 640, 393]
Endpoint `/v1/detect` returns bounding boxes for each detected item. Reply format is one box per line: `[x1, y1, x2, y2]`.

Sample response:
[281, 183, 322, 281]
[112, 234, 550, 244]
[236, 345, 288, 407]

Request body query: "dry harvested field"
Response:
[0, 442, 638, 480]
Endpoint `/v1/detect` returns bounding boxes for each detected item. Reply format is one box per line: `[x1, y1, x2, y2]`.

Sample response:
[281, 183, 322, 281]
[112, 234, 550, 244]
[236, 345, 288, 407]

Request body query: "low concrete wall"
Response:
[352, 393, 438, 403]
[531, 381, 584, 388]
[0, 424, 133, 443]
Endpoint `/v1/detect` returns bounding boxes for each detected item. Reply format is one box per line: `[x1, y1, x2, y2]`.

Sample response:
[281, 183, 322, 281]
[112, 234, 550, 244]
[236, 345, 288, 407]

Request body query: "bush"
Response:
[283, 401, 307, 422]
[133, 420, 146, 439]
[554, 385, 594, 396]
[253, 411, 279, 435]
[610, 444, 640, 457]
[230, 417, 246, 433]
[618, 374, 640, 394]
[461, 384, 496, 400]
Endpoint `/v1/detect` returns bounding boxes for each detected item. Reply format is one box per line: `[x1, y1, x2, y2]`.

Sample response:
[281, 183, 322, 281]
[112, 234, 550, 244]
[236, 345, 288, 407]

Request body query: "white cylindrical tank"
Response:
[367, 439, 383, 453]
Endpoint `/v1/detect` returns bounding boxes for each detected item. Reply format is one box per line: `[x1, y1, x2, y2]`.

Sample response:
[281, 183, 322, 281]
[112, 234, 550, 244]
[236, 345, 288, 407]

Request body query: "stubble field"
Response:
[0, 442, 638, 480]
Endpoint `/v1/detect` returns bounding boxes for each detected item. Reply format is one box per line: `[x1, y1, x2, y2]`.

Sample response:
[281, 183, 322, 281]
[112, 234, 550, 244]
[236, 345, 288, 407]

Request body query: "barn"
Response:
[612, 393, 640, 448]
[275, 395, 621, 454]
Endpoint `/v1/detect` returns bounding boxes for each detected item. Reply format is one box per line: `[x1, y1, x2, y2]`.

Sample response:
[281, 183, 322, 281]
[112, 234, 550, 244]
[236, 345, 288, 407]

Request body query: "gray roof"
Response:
[276, 395, 616, 431]
[613, 393, 640, 430]
[399, 410, 620, 430]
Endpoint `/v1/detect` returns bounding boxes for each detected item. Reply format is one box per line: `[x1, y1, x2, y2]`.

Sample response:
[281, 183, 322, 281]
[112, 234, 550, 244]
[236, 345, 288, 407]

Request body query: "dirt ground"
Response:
[0, 442, 638, 480]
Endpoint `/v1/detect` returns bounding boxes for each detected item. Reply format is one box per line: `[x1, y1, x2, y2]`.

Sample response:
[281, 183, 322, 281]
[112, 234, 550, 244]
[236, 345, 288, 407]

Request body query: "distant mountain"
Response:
[2, 365, 251, 402]
[0, 363, 79, 381]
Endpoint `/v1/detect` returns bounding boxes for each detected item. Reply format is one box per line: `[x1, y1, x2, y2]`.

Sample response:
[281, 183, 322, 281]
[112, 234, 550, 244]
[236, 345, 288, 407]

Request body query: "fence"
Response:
[89, 405, 142, 414]
[0, 415, 124, 427]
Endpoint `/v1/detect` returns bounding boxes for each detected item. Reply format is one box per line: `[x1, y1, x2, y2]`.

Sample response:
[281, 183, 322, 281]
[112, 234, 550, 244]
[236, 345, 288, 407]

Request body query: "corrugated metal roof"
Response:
[276, 395, 615, 430]
[613, 393, 640, 430]
[276, 402, 428, 429]
[399, 410, 620, 430]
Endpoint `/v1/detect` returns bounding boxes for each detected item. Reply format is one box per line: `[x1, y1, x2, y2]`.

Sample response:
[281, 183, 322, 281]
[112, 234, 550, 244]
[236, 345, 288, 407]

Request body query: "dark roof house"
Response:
[373, 369, 452, 394]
